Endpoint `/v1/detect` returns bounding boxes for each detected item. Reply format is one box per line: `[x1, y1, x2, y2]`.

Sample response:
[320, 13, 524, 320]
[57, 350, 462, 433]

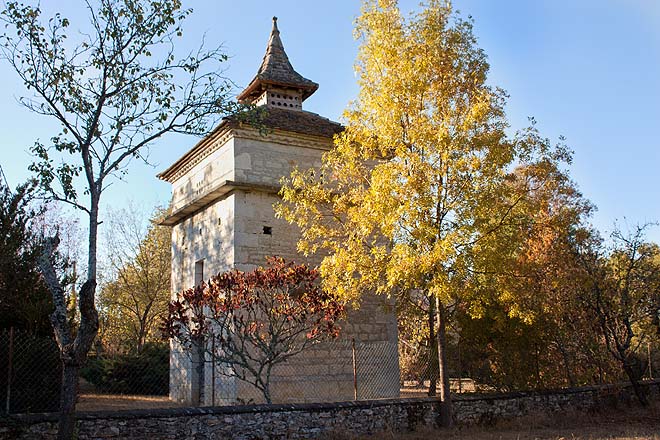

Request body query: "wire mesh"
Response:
[0, 330, 409, 413]
[169, 339, 401, 406]
[4, 325, 659, 414]
[0, 328, 61, 414]
[3, 328, 528, 414]
[398, 341, 478, 398]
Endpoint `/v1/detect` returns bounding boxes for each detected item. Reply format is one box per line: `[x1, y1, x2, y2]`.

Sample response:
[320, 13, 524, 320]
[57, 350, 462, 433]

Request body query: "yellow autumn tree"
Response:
[277, 0, 573, 424]
[98, 206, 171, 354]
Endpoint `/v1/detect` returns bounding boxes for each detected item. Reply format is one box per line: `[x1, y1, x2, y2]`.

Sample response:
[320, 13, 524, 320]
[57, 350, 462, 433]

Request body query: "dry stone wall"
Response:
[3, 381, 658, 440]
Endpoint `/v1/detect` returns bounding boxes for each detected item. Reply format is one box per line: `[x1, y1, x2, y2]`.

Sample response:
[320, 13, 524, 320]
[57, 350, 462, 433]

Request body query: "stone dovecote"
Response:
[158, 17, 399, 406]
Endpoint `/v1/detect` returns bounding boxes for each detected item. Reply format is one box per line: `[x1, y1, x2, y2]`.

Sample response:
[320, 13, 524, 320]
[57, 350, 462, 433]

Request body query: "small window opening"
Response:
[263, 226, 272, 235]
[194, 260, 204, 287]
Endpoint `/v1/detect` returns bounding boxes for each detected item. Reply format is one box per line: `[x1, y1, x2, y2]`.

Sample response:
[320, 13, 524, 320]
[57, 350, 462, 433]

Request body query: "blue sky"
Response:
[0, 0, 658, 242]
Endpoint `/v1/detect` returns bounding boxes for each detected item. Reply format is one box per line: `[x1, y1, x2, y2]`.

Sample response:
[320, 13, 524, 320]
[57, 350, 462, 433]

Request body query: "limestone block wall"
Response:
[167, 129, 400, 406]
[170, 136, 235, 212]
[233, 190, 311, 269]
[229, 189, 400, 404]
[169, 129, 328, 213]
[230, 344, 356, 405]
[170, 196, 235, 405]
[232, 132, 327, 189]
[171, 195, 235, 293]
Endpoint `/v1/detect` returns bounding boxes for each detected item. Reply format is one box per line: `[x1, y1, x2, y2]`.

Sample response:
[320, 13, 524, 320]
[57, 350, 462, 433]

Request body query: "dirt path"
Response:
[77, 393, 183, 412]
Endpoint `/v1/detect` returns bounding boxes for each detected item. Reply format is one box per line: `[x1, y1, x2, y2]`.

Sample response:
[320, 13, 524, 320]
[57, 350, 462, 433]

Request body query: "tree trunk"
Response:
[137, 325, 147, 354]
[557, 342, 576, 387]
[87, 197, 99, 281]
[263, 366, 273, 405]
[58, 359, 80, 440]
[427, 296, 438, 396]
[622, 363, 648, 406]
[435, 297, 453, 427]
[57, 281, 97, 439]
[534, 343, 542, 389]
[40, 235, 99, 440]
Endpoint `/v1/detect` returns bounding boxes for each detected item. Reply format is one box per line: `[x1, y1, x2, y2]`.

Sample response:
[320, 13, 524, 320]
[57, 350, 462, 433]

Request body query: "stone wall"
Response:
[232, 131, 328, 189]
[3, 381, 658, 440]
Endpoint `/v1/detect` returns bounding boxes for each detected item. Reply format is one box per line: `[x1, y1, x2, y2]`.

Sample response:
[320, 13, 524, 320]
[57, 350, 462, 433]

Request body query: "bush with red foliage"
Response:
[163, 257, 345, 403]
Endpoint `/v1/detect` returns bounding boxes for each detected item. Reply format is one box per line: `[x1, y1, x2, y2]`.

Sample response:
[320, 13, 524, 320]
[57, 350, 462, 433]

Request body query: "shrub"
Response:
[0, 329, 61, 413]
[81, 343, 169, 395]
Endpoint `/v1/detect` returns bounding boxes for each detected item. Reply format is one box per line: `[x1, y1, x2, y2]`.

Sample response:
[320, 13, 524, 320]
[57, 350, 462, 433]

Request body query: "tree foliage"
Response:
[453, 219, 660, 398]
[98, 206, 171, 354]
[460, 154, 604, 390]
[0, 177, 52, 335]
[1, 0, 239, 215]
[81, 342, 169, 395]
[576, 225, 660, 404]
[0, 1, 240, 436]
[163, 257, 345, 404]
[278, 0, 574, 422]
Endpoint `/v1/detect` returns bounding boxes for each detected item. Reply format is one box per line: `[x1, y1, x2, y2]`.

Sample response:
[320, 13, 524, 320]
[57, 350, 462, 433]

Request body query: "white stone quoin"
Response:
[158, 17, 400, 406]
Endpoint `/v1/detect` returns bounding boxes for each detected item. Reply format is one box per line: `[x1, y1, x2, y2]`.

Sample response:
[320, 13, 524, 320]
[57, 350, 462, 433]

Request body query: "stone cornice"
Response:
[234, 128, 333, 151]
[160, 180, 280, 227]
[158, 126, 333, 184]
[157, 122, 233, 184]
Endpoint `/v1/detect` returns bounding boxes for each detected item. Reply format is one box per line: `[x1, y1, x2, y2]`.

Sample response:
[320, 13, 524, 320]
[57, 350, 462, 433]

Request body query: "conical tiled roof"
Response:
[237, 17, 319, 103]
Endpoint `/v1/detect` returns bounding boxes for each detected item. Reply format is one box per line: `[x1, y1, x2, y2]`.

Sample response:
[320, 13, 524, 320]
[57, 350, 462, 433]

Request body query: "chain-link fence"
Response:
[1, 330, 407, 413]
[399, 340, 479, 398]
[1, 328, 61, 414]
[5, 327, 659, 414]
[168, 339, 401, 407]
[77, 342, 172, 411]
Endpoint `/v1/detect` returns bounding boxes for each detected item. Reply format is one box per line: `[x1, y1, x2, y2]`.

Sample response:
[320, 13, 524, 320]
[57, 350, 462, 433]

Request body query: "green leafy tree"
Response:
[0, 175, 52, 335]
[278, 0, 573, 424]
[0, 1, 240, 437]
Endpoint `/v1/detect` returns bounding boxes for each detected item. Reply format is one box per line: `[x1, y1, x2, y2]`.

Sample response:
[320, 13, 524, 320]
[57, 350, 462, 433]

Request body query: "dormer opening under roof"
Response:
[237, 17, 318, 112]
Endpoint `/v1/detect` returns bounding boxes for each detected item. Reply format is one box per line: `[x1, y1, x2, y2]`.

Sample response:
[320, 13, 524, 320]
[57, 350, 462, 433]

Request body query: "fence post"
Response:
[649, 342, 653, 380]
[5, 327, 14, 414]
[211, 337, 216, 406]
[352, 338, 357, 400]
[457, 337, 462, 393]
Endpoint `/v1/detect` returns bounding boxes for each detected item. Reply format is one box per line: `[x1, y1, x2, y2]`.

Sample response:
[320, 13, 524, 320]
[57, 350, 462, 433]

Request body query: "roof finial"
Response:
[236, 15, 318, 104]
